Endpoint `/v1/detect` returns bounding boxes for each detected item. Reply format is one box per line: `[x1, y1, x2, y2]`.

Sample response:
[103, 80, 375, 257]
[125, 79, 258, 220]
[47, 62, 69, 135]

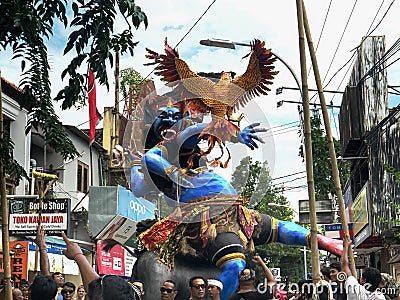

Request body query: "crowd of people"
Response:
[1, 224, 398, 300]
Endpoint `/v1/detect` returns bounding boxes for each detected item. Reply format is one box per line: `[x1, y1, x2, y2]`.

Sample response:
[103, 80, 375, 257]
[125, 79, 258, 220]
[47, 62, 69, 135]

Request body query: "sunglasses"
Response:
[160, 287, 174, 293]
[61, 289, 74, 294]
[193, 284, 205, 290]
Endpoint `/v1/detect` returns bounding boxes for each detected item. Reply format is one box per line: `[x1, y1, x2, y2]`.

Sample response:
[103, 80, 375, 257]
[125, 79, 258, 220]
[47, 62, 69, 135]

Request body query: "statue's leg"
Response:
[207, 232, 246, 300]
[254, 214, 343, 256]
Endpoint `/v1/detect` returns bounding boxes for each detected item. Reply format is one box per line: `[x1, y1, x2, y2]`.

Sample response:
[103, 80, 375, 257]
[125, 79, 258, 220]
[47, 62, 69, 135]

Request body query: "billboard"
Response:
[352, 184, 369, 236]
[9, 197, 70, 235]
[88, 185, 155, 240]
[298, 199, 333, 224]
[96, 215, 138, 244]
[96, 240, 136, 277]
[324, 223, 353, 240]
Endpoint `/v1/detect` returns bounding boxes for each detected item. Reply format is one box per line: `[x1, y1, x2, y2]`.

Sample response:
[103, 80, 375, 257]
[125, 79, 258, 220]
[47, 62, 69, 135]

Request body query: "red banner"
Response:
[88, 69, 101, 145]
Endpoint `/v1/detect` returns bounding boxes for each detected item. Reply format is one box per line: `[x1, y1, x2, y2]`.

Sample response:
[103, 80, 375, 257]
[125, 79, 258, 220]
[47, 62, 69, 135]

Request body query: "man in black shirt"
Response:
[228, 256, 276, 300]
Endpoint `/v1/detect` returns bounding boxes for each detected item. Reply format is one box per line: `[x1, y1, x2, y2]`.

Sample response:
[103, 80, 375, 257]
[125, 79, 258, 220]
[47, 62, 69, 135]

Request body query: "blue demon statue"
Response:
[125, 103, 343, 300]
[118, 38, 344, 300]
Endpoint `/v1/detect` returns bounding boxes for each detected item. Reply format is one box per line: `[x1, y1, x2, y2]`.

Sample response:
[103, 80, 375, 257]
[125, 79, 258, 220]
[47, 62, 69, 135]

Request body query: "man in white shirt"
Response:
[341, 239, 386, 300]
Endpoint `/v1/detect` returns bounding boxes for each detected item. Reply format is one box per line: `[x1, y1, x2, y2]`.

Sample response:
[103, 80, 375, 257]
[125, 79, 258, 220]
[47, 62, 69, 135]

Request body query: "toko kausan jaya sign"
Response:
[8, 197, 70, 235]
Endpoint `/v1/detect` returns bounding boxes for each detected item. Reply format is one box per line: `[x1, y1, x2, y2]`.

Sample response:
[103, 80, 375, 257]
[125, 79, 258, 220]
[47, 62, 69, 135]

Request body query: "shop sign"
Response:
[9, 197, 70, 235]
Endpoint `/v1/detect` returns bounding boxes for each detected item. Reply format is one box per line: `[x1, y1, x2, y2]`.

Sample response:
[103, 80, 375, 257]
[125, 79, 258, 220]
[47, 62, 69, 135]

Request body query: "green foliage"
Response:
[0, 0, 148, 181]
[254, 243, 309, 283]
[379, 164, 400, 229]
[231, 156, 294, 220]
[298, 113, 349, 200]
[0, 133, 28, 185]
[120, 68, 147, 101]
[56, 0, 148, 109]
[383, 163, 400, 184]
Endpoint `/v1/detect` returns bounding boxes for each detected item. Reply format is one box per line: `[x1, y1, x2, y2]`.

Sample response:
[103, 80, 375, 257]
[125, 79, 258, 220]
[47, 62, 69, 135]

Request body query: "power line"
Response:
[322, 0, 359, 86]
[175, 0, 217, 48]
[271, 170, 306, 181]
[323, 0, 394, 91]
[271, 176, 307, 187]
[307, 0, 333, 78]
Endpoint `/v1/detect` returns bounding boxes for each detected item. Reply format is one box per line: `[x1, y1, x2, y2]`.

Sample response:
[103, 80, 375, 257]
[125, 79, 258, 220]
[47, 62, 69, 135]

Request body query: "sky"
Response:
[1, 0, 400, 215]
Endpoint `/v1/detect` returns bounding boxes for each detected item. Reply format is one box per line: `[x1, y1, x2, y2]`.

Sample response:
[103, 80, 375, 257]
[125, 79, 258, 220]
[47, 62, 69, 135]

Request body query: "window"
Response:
[77, 161, 89, 192]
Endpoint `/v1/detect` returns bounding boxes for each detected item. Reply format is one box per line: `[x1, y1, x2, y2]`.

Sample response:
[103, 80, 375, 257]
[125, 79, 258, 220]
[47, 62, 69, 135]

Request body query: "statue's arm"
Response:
[177, 123, 208, 147]
[142, 147, 193, 187]
[142, 147, 175, 179]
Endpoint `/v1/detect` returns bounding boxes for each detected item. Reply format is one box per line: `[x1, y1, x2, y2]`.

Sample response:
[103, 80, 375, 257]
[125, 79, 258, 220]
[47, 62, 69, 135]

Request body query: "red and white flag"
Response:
[88, 69, 102, 145]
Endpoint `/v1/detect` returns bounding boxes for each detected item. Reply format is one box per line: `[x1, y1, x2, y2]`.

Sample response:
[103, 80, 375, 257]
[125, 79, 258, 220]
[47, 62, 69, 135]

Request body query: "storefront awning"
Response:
[388, 253, 400, 264]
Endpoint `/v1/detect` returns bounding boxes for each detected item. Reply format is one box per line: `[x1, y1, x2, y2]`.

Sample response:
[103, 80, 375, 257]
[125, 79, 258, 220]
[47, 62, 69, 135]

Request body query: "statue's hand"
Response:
[238, 123, 266, 150]
[165, 166, 195, 188]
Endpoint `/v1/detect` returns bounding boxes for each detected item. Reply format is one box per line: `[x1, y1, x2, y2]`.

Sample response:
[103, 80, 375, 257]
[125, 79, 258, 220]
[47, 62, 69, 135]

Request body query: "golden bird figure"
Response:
[144, 38, 278, 164]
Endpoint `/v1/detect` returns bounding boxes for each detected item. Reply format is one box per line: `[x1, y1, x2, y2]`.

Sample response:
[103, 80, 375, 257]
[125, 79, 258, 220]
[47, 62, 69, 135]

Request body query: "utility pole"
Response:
[0, 71, 13, 300]
[112, 51, 120, 153]
[301, 0, 357, 277]
[295, 0, 320, 284]
[300, 246, 308, 279]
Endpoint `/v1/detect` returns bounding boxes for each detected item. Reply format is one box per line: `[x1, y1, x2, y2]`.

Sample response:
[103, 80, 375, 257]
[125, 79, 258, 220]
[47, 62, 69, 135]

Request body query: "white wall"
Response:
[52, 128, 103, 211]
[2, 93, 31, 195]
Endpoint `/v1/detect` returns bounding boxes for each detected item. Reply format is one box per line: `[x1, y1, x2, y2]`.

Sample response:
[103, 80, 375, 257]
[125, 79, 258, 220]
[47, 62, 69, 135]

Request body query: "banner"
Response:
[352, 184, 369, 236]
[117, 186, 155, 221]
[96, 215, 137, 244]
[96, 240, 136, 277]
[0, 241, 29, 285]
[9, 197, 70, 235]
[28, 240, 66, 255]
[88, 69, 102, 144]
[27, 251, 79, 275]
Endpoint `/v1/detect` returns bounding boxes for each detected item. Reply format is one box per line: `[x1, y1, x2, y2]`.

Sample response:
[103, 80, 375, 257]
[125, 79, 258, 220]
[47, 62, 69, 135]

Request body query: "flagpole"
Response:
[90, 144, 94, 186]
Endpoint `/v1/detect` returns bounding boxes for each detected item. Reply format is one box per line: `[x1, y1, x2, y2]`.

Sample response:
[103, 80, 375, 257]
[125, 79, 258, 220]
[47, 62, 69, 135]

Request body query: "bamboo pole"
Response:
[32, 171, 57, 273]
[301, 0, 357, 277]
[1, 71, 13, 300]
[295, 0, 320, 284]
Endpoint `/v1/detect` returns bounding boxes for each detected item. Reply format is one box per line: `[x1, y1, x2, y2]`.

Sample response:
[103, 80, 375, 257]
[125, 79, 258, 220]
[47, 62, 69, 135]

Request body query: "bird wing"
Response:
[145, 38, 220, 101]
[230, 39, 279, 110]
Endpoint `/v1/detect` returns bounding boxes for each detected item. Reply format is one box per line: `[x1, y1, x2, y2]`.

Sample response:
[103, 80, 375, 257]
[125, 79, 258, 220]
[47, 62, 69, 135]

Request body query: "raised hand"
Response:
[33, 225, 46, 250]
[238, 123, 266, 150]
[61, 232, 83, 261]
[251, 255, 264, 265]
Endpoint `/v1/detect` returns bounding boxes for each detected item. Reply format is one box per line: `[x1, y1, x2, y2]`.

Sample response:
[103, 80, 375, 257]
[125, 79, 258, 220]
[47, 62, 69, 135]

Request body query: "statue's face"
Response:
[152, 106, 182, 143]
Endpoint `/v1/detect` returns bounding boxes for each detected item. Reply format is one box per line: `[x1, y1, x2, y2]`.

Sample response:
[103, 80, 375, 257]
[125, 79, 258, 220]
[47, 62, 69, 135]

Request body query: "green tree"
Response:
[0, 0, 148, 177]
[298, 112, 349, 200]
[120, 68, 148, 101]
[380, 164, 400, 228]
[230, 156, 306, 283]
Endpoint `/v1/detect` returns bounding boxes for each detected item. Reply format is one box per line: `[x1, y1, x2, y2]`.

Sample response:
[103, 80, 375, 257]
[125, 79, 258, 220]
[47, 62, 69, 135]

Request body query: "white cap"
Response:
[207, 279, 223, 291]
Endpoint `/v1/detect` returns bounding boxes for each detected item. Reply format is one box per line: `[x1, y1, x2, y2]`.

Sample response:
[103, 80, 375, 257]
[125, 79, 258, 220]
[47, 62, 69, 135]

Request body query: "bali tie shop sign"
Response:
[8, 197, 70, 235]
